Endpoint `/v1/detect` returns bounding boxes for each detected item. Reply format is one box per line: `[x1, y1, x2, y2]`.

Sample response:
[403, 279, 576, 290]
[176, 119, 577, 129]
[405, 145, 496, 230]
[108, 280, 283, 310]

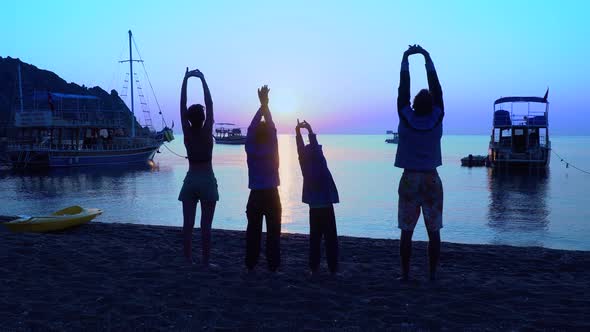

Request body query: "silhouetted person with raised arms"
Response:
[245, 85, 281, 272]
[178, 68, 218, 267]
[396, 45, 444, 282]
[295, 119, 339, 275]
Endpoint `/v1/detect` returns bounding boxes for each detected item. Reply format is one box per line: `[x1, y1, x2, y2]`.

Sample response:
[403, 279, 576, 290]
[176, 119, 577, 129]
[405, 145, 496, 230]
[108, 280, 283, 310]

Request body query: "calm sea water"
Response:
[2, 135, 589, 251]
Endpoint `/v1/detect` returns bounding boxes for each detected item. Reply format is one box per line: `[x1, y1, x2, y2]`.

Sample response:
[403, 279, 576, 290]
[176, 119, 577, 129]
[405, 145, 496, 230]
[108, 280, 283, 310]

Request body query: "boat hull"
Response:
[4, 146, 159, 168]
[49, 148, 157, 167]
[215, 137, 247, 145]
[488, 147, 550, 169]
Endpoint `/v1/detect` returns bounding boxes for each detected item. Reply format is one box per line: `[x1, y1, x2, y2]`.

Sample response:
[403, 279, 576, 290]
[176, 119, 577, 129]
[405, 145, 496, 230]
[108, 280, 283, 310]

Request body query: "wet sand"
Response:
[1, 222, 589, 331]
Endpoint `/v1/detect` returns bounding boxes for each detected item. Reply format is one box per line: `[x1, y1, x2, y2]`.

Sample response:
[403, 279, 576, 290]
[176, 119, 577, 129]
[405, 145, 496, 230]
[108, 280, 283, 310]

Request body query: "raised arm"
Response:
[202, 80, 214, 129]
[196, 70, 214, 130]
[397, 49, 411, 113]
[295, 119, 314, 154]
[249, 108, 264, 128]
[180, 68, 190, 132]
[262, 105, 275, 128]
[258, 85, 275, 128]
[420, 48, 444, 112]
[295, 120, 305, 163]
[295, 120, 315, 169]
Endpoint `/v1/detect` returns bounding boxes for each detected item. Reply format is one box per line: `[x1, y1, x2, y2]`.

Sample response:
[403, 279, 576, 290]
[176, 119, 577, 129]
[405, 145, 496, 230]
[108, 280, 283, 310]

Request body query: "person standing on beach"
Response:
[178, 68, 218, 267]
[395, 45, 444, 281]
[295, 119, 340, 275]
[245, 85, 282, 272]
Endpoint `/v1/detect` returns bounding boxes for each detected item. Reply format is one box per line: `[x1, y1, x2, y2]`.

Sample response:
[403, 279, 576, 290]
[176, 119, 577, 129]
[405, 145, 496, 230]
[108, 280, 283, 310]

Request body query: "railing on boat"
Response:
[493, 98, 549, 128]
[6, 142, 160, 152]
[14, 108, 127, 128]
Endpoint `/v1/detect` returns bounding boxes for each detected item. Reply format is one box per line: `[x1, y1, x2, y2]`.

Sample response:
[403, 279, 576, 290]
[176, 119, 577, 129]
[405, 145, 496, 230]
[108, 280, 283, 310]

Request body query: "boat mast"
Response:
[128, 30, 135, 138]
[119, 30, 143, 137]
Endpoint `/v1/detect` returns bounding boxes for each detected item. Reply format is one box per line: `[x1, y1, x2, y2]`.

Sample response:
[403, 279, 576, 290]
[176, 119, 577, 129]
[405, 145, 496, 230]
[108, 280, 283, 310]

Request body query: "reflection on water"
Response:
[487, 168, 550, 246]
[2, 166, 155, 199]
[278, 136, 296, 225]
[1, 135, 589, 250]
[0, 164, 178, 225]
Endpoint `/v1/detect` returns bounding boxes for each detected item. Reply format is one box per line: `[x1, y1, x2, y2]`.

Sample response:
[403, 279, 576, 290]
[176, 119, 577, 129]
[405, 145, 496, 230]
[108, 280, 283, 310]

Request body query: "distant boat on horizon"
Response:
[214, 123, 246, 145]
[0, 31, 174, 168]
[385, 130, 399, 144]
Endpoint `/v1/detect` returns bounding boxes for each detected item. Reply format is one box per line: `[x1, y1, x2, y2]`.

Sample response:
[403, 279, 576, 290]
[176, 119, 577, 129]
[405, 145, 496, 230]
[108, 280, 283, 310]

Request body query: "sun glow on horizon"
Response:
[269, 87, 301, 116]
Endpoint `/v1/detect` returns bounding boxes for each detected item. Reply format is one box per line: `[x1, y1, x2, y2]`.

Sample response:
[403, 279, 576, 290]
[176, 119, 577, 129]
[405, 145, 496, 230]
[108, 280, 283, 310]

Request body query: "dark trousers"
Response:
[309, 205, 339, 273]
[245, 188, 282, 271]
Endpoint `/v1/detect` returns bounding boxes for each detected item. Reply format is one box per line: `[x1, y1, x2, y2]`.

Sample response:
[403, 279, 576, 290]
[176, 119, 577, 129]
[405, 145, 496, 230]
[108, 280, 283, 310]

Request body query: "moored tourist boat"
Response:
[488, 91, 551, 168]
[1, 31, 173, 168]
[214, 123, 246, 145]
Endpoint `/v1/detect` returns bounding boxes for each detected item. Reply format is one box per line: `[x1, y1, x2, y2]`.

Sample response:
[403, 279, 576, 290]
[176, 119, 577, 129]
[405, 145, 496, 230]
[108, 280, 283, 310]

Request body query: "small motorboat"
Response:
[385, 130, 399, 144]
[3, 206, 102, 233]
[461, 154, 489, 167]
[214, 123, 247, 145]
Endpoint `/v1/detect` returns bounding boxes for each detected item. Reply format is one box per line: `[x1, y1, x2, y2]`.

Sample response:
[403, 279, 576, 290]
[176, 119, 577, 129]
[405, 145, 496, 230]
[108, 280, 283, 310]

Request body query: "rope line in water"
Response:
[162, 144, 187, 159]
[552, 149, 590, 175]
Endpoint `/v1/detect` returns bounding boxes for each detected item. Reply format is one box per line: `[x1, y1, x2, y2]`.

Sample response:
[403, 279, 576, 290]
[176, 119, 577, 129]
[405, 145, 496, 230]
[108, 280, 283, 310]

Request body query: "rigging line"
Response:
[552, 149, 590, 175]
[109, 40, 128, 93]
[162, 143, 187, 159]
[131, 36, 168, 128]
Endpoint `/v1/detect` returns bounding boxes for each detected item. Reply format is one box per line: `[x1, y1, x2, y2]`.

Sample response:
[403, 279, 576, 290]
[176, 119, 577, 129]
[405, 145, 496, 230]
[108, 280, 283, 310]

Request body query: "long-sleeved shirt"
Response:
[296, 133, 339, 206]
[394, 58, 444, 170]
[245, 108, 280, 190]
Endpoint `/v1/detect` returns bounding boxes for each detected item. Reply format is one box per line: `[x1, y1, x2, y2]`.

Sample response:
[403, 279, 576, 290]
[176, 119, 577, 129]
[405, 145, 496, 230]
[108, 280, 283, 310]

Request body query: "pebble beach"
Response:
[1, 222, 589, 330]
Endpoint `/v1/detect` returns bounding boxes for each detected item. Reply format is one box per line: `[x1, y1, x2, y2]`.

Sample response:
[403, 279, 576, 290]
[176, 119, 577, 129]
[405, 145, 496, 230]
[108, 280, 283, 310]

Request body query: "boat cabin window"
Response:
[494, 128, 512, 146]
[493, 128, 500, 142]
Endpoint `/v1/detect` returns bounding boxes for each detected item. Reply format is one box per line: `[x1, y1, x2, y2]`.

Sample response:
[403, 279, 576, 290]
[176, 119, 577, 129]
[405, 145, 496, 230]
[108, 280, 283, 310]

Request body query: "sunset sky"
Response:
[1, 0, 588, 134]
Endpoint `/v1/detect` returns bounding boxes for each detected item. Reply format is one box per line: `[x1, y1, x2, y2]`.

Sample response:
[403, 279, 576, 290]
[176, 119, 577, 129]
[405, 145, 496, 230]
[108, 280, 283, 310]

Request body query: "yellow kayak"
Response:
[4, 206, 102, 233]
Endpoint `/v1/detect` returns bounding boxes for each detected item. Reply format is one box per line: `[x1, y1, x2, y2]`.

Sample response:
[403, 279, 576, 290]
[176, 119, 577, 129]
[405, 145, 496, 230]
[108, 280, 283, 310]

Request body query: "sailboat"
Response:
[2, 31, 174, 168]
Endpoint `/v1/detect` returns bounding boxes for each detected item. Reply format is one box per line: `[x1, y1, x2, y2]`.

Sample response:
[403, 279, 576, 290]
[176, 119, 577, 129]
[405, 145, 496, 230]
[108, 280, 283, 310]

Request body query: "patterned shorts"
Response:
[397, 171, 443, 232]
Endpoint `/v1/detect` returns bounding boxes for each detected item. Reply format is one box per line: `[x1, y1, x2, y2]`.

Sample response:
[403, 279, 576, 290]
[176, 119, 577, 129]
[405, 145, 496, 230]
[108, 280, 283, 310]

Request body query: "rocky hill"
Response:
[0, 56, 133, 133]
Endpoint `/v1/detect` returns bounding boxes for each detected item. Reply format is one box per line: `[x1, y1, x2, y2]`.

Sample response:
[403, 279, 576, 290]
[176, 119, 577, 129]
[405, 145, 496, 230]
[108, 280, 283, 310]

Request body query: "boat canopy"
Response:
[33, 91, 100, 100]
[494, 96, 547, 105]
